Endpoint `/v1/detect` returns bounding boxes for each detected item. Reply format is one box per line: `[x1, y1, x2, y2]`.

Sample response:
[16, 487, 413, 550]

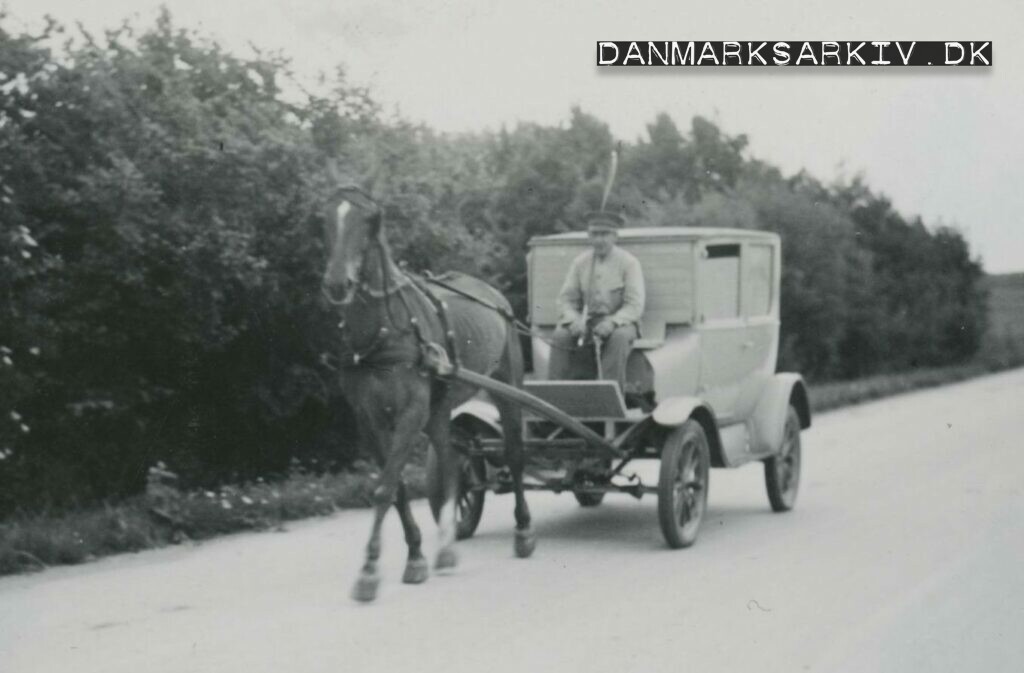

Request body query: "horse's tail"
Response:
[494, 300, 525, 464]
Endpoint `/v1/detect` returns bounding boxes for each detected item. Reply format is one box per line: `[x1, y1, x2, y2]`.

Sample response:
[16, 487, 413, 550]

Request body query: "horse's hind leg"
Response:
[494, 394, 535, 558]
[395, 481, 428, 584]
[493, 332, 535, 558]
[425, 404, 459, 571]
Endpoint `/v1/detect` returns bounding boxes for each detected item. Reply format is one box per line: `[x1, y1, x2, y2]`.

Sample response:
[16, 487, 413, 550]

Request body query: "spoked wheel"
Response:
[657, 421, 711, 549]
[764, 405, 802, 512]
[427, 423, 491, 540]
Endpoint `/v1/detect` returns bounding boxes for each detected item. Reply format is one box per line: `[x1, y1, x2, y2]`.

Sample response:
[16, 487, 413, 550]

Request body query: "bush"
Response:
[0, 13, 370, 513]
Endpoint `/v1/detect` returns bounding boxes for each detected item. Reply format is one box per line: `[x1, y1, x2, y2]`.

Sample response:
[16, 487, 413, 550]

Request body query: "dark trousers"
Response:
[547, 322, 637, 391]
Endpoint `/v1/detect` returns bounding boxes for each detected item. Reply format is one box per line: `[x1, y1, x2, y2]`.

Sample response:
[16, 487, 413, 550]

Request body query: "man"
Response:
[547, 211, 645, 394]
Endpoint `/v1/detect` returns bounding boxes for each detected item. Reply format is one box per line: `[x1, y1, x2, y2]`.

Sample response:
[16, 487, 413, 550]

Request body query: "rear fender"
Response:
[652, 397, 726, 468]
[750, 373, 811, 455]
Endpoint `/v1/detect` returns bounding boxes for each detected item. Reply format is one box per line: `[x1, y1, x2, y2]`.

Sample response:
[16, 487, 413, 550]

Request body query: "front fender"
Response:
[750, 373, 811, 455]
[652, 396, 710, 427]
[451, 399, 503, 436]
[652, 396, 726, 467]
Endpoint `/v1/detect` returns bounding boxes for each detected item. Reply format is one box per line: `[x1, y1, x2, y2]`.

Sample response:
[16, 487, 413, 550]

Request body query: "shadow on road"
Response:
[468, 499, 778, 551]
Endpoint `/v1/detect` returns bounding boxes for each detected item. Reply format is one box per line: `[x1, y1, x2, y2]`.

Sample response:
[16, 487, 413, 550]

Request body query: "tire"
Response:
[427, 423, 490, 540]
[657, 420, 711, 549]
[764, 405, 802, 512]
[574, 492, 606, 507]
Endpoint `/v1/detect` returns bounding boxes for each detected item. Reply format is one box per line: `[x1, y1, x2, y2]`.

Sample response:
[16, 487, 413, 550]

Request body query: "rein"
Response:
[329, 237, 575, 372]
[421, 275, 576, 352]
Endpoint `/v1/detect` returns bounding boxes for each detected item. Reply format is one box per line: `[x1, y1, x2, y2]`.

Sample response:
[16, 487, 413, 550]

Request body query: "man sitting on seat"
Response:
[547, 211, 645, 395]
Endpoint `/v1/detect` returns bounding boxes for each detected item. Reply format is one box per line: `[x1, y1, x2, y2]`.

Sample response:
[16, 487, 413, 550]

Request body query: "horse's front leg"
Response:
[352, 404, 429, 603]
[394, 480, 429, 584]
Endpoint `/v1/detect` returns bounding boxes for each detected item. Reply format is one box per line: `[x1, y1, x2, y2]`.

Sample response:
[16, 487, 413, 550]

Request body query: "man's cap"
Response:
[585, 211, 625, 232]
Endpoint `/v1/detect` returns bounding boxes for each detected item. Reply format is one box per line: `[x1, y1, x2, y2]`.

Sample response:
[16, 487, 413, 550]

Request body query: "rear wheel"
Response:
[657, 421, 710, 549]
[427, 423, 491, 540]
[764, 405, 802, 512]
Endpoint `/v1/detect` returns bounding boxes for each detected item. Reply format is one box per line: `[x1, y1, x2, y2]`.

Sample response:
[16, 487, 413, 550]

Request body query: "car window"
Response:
[742, 244, 773, 317]
[700, 244, 740, 320]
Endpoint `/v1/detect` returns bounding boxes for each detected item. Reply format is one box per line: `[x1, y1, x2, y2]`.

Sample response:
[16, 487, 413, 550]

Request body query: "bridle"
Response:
[323, 229, 435, 368]
[321, 235, 411, 308]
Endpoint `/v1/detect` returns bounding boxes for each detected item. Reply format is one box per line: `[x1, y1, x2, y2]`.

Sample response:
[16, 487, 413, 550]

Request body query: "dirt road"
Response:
[3, 369, 1023, 673]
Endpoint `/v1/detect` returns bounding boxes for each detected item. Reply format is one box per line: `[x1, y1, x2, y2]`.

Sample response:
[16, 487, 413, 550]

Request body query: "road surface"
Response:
[2, 368, 1023, 672]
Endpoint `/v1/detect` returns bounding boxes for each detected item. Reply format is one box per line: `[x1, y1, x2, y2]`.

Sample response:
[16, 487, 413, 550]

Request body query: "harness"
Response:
[420, 273, 576, 352]
[328, 237, 577, 376]
[332, 241, 462, 374]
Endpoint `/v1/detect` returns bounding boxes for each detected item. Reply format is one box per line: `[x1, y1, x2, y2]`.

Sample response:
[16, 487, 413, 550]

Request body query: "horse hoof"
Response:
[514, 529, 536, 558]
[351, 572, 380, 602]
[434, 547, 458, 572]
[402, 558, 429, 584]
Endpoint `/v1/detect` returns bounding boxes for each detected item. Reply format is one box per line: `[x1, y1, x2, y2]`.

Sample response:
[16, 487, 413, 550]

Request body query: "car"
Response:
[435, 227, 811, 548]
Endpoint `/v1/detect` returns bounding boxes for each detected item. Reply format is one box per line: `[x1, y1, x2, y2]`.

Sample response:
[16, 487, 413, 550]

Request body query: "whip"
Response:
[580, 147, 620, 347]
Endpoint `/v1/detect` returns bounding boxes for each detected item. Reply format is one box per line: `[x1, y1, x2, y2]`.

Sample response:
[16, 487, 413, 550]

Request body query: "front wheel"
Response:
[657, 421, 710, 549]
[427, 423, 491, 540]
[764, 405, 802, 512]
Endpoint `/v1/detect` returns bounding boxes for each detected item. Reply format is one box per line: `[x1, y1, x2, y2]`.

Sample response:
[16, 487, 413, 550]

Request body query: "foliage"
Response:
[0, 12, 365, 513]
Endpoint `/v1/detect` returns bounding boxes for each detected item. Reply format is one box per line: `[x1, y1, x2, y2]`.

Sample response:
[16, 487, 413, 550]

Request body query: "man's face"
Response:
[589, 229, 617, 258]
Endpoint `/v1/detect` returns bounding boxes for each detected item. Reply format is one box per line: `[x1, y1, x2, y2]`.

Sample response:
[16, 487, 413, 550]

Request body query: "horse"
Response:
[321, 185, 536, 602]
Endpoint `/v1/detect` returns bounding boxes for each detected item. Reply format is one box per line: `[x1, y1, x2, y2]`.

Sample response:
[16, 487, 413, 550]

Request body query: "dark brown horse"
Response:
[321, 185, 535, 602]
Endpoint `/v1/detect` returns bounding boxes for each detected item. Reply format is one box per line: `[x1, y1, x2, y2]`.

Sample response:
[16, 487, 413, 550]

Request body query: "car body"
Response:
[444, 226, 811, 546]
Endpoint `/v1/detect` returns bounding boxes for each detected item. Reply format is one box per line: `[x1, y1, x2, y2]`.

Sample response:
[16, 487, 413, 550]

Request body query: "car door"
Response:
[696, 242, 747, 422]
[732, 241, 779, 420]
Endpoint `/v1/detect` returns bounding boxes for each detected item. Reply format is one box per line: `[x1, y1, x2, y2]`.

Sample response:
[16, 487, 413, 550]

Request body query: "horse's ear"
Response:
[326, 158, 343, 184]
[369, 210, 384, 240]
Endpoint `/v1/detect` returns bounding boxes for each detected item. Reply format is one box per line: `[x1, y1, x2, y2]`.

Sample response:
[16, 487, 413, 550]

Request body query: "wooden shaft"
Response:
[445, 367, 624, 459]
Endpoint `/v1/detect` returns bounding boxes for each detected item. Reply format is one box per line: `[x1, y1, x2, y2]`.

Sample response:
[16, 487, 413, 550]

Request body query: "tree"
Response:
[0, 12, 369, 512]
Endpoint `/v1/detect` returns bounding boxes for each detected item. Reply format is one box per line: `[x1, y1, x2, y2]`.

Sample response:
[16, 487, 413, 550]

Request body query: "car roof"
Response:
[528, 226, 779, 247]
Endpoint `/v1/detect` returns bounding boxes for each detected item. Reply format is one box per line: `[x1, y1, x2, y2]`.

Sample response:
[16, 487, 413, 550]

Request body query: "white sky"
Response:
[4, 0, 1023, 273]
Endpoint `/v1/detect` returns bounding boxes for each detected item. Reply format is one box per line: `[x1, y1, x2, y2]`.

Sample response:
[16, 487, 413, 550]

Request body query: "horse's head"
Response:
[322, 185, 383, 305]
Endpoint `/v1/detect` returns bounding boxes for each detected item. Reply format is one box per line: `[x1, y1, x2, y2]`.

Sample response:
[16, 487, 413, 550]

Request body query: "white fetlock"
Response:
[435, 546, 458, 572]
[437, 501, 456, 549]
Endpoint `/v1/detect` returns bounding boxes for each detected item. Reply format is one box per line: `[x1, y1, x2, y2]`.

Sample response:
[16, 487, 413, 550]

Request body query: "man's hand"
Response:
[568, 316, 587, 338]
[593, 318, 616, 339]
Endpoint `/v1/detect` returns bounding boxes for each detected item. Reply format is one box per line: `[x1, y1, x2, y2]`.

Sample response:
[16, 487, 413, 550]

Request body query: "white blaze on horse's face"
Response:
[336, 200, 361, 284]
[323, 198, 365, 304]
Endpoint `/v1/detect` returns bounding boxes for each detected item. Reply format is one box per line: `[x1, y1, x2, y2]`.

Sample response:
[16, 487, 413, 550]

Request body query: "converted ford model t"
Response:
[428, 227, 811, 549]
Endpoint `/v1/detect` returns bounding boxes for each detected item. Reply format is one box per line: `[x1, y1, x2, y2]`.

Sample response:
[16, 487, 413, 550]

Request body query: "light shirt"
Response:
[557, 246, 645, 326]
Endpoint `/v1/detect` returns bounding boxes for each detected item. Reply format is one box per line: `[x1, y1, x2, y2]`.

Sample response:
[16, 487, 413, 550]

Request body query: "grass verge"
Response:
[812, 363, 1013, 412]
[0, 463, 426, 576]
[3, 342, 1022, 577]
